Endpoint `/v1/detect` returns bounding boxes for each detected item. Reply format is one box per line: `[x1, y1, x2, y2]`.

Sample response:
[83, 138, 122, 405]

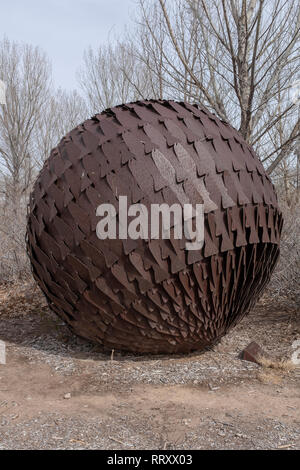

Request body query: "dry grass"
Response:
[257, 369, 283, 385]
[257, 357, 297, 384]
[258, 355, 296, 371]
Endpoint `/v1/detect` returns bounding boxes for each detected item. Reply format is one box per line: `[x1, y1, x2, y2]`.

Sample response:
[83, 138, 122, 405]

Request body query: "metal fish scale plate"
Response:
[26, 100, 282, 354]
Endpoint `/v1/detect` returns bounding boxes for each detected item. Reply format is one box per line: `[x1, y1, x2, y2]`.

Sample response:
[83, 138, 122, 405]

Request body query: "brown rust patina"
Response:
[26, 100, 282, 353]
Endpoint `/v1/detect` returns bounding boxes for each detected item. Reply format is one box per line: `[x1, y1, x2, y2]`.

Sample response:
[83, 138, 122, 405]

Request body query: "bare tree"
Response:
[33, 88, 88, 168]
[135, 1, 205, 102]
[78, 41, 159, 113]
[0, 38, 51, 205]
[135, 0, 300, 174]
[0, 39, 87, 281]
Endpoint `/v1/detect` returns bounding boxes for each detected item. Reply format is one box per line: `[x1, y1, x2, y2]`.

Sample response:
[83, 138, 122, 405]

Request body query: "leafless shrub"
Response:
[267, 197, 300, 308]
[0, 197, 30, 282]
[259, 356, 295, 370]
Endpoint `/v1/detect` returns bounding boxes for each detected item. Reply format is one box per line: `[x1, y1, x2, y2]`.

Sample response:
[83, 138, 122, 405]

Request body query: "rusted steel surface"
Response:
[26, 100, 282, 354]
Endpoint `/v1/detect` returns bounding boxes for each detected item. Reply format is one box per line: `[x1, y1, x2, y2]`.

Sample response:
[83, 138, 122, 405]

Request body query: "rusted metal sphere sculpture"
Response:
[27, 100, 282, 354]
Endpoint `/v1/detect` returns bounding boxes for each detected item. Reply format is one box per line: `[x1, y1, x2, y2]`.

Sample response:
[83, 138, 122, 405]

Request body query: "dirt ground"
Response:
[0, 281, 299, 450]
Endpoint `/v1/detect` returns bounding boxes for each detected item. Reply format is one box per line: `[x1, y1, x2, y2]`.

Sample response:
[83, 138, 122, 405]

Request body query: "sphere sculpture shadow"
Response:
[27, 100, 282, 354]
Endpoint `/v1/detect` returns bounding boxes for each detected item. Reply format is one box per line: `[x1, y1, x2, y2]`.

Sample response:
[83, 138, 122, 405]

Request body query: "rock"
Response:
[240, 341, 271, 365]
[64, 393, 71, 399]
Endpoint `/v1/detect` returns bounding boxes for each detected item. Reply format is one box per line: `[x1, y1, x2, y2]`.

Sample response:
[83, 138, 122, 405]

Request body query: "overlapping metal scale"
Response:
[26, 100, 282, 353]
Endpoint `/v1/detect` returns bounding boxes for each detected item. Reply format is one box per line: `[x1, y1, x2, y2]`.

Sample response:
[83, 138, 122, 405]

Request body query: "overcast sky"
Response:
[1, 0, 136, 90]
